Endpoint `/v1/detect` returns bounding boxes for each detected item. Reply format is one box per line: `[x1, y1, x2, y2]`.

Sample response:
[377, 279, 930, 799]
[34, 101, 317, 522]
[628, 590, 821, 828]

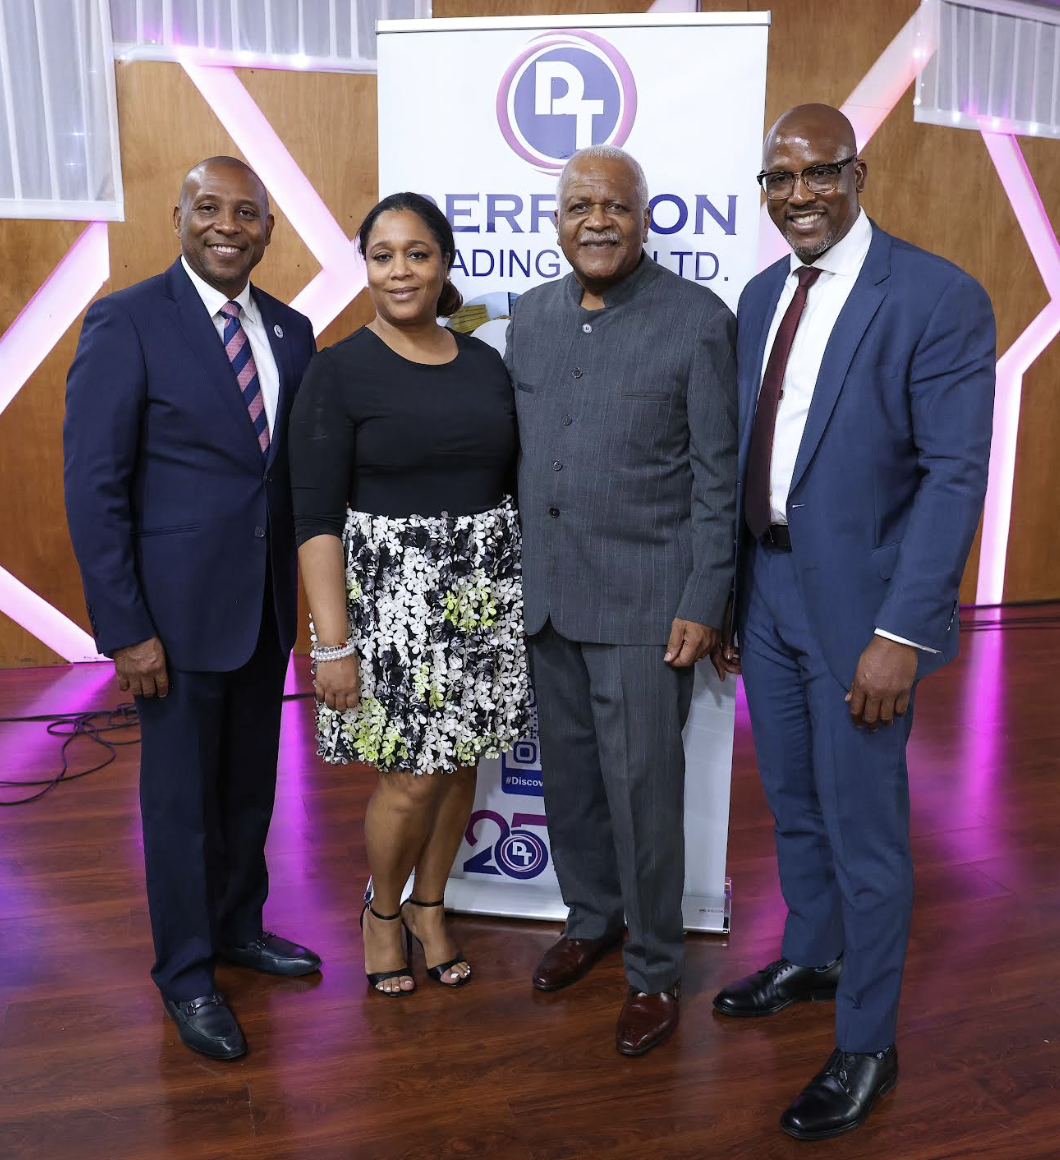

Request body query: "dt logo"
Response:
[496, 30, 638, 174]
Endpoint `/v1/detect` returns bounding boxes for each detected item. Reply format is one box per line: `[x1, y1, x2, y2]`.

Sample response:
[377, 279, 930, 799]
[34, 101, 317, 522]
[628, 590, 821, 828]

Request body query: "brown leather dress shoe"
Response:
[531, 930, 624, 992]
[616, 983, 680, 1056]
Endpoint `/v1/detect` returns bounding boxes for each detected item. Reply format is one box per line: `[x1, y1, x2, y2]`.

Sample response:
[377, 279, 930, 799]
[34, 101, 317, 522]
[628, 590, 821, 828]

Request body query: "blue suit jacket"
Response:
[735, 222, 996, 685]
[64, 259, 316, 671]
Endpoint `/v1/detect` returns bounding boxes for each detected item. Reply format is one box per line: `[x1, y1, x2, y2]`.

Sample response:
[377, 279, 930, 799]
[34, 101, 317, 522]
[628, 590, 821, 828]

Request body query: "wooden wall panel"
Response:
[1, 0, 1057, 666]
[0, 255, 87, 666]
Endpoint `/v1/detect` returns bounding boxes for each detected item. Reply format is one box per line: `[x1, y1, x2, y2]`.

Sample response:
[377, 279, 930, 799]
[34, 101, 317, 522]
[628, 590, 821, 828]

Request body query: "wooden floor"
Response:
[1, 607, 1058, 1159]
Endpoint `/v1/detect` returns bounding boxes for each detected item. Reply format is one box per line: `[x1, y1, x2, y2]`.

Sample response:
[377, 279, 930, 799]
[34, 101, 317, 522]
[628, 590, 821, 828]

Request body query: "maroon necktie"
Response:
[744, 265, 822, 539]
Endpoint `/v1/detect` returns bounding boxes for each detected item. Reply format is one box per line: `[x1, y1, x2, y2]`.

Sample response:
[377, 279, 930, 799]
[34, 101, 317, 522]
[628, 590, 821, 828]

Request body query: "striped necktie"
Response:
[220, 300, 269, 457]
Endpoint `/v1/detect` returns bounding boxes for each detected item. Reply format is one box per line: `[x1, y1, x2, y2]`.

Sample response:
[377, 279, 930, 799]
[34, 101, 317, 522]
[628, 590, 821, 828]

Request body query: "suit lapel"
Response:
[164, 260, 262, 463]
[788, 226, 892, 497]
[253, 288, 294, 469]
[738, 260, 788, 474]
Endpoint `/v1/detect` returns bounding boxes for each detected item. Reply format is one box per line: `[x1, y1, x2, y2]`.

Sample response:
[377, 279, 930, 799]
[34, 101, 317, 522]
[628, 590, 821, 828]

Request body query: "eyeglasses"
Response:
[756, 156, 859, 200]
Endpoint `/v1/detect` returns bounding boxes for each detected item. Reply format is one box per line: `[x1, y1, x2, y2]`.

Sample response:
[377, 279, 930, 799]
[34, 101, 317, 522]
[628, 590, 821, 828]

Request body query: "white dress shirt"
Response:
[759, 211, 935, 653]
[762, 209, 872, 524]
[180, 255, 280, 435]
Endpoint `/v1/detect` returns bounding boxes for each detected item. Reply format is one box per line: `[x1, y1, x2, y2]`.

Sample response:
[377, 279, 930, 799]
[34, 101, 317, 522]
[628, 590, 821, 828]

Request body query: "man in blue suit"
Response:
[64, 156, 319, 1059]
[710, 106, 995, 1139]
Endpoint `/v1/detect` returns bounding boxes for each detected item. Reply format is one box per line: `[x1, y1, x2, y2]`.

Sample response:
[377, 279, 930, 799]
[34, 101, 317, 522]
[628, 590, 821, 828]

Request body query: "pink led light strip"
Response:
[0, 222, 110, 421]
[0, 567, 100, 663]
[0, 222, 109, 661]
[975, 131, 1060, 605]
[179, 57, 366, 336]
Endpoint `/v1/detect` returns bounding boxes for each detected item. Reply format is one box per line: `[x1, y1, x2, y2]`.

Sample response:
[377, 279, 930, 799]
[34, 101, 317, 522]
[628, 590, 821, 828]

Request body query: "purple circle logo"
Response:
[495, 829, 549, 880]
[496, 31, 638, 174]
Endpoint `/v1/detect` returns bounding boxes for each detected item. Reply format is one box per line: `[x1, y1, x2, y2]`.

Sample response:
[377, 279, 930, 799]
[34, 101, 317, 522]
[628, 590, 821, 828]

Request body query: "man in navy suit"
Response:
[710, 106, 995, 1139]
[64, 157, 319, 1059]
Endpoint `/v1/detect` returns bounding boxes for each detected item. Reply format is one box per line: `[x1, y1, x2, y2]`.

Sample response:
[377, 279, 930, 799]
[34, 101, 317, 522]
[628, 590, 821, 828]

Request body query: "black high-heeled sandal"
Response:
[359, 888, 415, 997]
[401, 897, 471, 989]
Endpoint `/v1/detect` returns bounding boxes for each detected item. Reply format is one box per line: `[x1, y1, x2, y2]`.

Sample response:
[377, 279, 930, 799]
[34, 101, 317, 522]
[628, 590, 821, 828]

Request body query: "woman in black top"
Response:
[290, 193, 529, 996]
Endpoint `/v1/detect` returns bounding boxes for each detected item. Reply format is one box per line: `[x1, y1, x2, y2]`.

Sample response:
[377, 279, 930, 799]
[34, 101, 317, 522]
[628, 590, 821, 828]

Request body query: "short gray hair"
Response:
[555, 146, 649, 212]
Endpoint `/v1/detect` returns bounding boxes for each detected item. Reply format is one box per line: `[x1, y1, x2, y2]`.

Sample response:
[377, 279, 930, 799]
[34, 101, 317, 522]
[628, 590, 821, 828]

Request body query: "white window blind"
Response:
[915, 0, 1060, 137]
[0, 0, 123, 220]
[111, 0, 432, 72]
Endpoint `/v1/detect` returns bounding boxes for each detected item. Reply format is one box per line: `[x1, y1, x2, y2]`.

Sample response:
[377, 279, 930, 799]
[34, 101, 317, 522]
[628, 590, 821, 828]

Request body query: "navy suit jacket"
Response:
[735, 222, 996, 686]
[64, 259, 316, 671]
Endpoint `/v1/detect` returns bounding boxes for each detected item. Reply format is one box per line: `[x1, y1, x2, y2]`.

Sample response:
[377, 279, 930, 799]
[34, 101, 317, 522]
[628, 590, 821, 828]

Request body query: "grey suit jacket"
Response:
[505, 254, 738, 645]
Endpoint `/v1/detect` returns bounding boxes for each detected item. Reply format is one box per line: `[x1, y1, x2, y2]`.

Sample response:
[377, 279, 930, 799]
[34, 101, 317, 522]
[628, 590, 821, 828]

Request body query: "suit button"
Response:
[549, 507, 560, 518]
[561, 414, 572, 426]
[254, 526, 266, 538]
[572, 367, 583, 378]
[265, 474, 273, 484]
[552, 461, 563, 471]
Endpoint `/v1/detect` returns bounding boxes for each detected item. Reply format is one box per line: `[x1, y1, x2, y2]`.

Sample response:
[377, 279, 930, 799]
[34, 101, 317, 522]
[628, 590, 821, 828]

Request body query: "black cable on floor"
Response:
[0, 692, 316, 806]
[0, 705, 140, 806]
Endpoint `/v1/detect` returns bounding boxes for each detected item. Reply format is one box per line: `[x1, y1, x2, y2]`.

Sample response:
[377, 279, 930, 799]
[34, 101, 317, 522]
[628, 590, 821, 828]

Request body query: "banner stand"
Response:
[377, 11, 769, 936]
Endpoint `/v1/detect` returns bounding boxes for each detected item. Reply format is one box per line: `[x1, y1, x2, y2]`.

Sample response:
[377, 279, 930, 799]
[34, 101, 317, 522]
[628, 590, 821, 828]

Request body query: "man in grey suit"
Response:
[504, 146, 738, 1056]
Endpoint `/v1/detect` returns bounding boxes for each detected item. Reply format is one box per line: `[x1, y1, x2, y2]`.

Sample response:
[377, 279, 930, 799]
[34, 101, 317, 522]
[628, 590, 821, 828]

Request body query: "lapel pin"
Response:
[274, 324, 284, 338]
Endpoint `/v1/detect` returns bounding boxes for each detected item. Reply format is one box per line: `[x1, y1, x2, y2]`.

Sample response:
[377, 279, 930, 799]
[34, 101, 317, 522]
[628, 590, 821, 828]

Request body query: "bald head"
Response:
[178, 156, 269, 214]
[763, 104, 857, 167]
[173, 155, 274, 298]
[761, 103, 866, 263]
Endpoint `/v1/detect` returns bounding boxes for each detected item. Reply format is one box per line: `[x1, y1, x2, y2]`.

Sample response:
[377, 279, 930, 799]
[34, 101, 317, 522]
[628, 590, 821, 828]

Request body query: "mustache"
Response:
[577, 232, 619, 244]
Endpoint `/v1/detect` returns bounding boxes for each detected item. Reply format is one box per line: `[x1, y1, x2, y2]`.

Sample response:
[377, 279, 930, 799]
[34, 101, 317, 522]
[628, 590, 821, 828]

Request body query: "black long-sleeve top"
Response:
[290, 327, 517, 544]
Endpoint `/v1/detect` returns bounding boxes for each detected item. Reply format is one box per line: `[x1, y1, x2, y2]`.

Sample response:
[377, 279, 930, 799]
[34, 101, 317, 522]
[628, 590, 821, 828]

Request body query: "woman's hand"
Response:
[314, 654, 361, 712]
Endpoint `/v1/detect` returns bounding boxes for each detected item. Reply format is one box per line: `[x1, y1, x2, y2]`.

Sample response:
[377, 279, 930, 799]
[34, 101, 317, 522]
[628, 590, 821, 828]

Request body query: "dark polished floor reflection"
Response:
[1, 606, 1058, 1159]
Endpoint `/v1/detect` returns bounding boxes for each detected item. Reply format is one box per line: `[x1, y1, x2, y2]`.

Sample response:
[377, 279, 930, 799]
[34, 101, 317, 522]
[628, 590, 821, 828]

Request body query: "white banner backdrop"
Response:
[378, 12, 769, 932]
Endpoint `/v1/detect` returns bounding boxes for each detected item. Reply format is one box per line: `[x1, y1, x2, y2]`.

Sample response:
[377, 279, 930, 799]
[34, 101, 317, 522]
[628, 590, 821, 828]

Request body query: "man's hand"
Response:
[114, 636, 169, 698]
[664, 619, 719, 667]
[846, 636, 918, 730]
[710, 595, 741, 682]
[314, 654, 361, 713]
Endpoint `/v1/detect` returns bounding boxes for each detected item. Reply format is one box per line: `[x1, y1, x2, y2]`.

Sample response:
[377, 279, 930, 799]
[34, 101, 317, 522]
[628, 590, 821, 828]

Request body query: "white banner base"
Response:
[443, 876, 732, 934]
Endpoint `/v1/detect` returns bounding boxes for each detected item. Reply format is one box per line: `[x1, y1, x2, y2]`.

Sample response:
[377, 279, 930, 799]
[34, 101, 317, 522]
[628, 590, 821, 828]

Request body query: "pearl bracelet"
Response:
[310, 640, 356, 662]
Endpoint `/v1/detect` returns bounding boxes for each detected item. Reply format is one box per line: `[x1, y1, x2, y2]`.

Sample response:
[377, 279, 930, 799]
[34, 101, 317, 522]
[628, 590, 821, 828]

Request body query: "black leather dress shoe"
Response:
[781, 1046, 898, 1140]
[712, 955, 841, 1017]
[219, 932, 321, 977]
[164, 993, 247, 1060]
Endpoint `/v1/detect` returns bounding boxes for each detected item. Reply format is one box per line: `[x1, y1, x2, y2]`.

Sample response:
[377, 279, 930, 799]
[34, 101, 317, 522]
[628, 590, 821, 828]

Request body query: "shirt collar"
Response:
[564, 250, 660, 309]
[787, 209, 872, 279]
[181, 255, 258, 324]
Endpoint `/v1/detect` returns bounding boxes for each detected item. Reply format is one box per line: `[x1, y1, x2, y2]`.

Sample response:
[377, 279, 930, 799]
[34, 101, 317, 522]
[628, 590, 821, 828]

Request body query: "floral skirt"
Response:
[314, 496, 530, 773]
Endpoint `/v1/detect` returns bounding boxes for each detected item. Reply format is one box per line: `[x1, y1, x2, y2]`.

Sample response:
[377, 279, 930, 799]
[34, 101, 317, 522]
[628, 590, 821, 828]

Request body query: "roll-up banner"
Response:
[377, 12, 769, 932]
